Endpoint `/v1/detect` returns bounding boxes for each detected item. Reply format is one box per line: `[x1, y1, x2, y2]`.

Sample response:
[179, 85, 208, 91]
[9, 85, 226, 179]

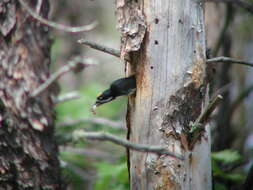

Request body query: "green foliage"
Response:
[94, 162, 129, 190]
[50, 39, 62, 66]
[56, 83, 129, 190]
[214, 183, 228, 190]
[60, 151, 89, 167]
[56, 82, 127, 121]
[212, 160, 244, 182]
[212, 149, 245, 190]
[60, 151, 94, 190]
[212, 149, 241, 164]
[62, 167, 84, 190]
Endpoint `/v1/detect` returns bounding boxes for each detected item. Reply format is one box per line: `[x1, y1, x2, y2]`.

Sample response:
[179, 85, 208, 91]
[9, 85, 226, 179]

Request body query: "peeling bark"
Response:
[0, 0, 62, 189]
[115, 0, 146, 59]
[116, 0, 212, 189]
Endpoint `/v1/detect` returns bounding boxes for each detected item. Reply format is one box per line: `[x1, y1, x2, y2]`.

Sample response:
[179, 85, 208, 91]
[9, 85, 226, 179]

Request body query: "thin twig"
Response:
[206, 0, 253, 14]
[73, 130, 184, 160]
[57, 118, 125, 130]
[195, 95, 223, 125]
[78, 39, 130, 61]
[207, 56, 253, 67]
[188, 95, 223, 147]
[78, 39, 253, 68]
[31, 60, 94, 97]
[55, 91, 81, 104]
[18, 0, 98, 33]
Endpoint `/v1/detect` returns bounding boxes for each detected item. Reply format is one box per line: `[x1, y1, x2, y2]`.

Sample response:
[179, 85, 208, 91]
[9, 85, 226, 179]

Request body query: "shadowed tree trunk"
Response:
[116, 0, 211, 189]
[0, 0, 62, 189]
[213, 5, 235, 151]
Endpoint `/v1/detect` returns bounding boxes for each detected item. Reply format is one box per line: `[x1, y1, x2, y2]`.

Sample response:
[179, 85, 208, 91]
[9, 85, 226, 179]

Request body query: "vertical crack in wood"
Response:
[115, 0, 211, 189]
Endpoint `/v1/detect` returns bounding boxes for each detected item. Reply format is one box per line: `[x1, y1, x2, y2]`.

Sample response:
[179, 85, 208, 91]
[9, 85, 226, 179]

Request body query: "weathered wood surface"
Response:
[116, 0, 212, 189]
[0, 0, 62, 189]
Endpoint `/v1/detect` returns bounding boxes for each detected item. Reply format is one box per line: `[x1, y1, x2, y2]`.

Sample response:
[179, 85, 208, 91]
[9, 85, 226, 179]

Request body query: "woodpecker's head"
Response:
[96, 89, 116, 106]
[91, 89, 116, 113]
[91, 75, 136, 114]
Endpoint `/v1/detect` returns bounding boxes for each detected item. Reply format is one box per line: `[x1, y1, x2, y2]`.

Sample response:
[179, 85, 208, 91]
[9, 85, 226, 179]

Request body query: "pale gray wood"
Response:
[116, 0, 211, 189]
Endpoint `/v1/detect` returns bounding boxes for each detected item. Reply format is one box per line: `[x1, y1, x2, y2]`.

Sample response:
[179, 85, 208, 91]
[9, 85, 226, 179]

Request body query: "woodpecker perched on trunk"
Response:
[91, 75, 136, 113]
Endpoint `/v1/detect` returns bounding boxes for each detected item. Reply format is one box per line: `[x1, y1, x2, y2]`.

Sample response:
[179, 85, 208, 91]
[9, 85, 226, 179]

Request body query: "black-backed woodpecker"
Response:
[92, 75, 136, 113]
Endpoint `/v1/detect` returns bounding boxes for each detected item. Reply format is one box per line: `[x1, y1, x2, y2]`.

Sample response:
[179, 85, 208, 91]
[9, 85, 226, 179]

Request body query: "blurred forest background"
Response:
[49, 1, 253, 190]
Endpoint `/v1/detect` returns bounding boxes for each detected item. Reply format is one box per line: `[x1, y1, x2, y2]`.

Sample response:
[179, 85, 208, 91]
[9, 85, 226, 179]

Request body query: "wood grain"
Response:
[116, 0, 212, 189]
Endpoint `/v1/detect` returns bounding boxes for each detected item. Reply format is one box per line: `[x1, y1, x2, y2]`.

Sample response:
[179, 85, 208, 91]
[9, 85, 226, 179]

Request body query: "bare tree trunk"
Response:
[116, 0, 211, 189]
[0, 0, 62, 189]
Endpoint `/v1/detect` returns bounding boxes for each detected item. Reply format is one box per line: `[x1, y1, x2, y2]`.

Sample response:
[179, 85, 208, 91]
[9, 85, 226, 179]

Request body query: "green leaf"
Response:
[212, 150, 241, 164]
[214, 183, 227, 190]
[56, 83, 127, 122]
[224, 173, 245, 182]
[94, 162, 129, 190]
[212, 159, 245, 183]
[212, 160, 224, 176]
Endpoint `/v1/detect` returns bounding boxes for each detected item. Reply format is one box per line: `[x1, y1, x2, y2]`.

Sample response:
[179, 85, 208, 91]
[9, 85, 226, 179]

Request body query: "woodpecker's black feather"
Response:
[110, 75, 136, 97]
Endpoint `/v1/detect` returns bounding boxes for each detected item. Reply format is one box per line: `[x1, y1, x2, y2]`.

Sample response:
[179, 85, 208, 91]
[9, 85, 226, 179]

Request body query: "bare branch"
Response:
[18, 0, 98, 33]
[31, 59, 95, 97]
[188, 95, 223, 148]
[78, 39, 130, 61]
[195, 95, 223, 125]
[77, 39, 253, 69]
[207, 56, 253, 67]
[57, 117, 125, 130]
[206, 0, 253, 14]
[73, 130, 184, 160]
[54, 91, 80, 104]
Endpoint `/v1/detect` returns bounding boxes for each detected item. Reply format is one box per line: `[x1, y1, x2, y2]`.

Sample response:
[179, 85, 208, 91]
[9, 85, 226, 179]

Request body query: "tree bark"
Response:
[116, 0, 211, 189]
[0, 0, 62, 189]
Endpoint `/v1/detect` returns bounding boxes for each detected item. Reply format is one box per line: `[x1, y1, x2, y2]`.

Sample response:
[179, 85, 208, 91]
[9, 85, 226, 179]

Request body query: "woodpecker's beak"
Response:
[94, 97, 114, 107]
[91, 101, 102, 114]
[91, 104, 98, 114]
[91, 96, 115, 114]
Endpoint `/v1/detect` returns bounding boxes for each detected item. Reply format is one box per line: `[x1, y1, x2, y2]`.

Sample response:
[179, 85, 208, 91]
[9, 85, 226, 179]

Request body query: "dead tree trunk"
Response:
[0, 0, 62, 189]
[116, 0, 211, 189]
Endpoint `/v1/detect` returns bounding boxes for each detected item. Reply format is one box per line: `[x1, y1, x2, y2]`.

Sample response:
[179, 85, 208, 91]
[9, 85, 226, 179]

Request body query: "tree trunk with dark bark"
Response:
[116, 0, 211, 189]
[0, 0, 62, 189]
